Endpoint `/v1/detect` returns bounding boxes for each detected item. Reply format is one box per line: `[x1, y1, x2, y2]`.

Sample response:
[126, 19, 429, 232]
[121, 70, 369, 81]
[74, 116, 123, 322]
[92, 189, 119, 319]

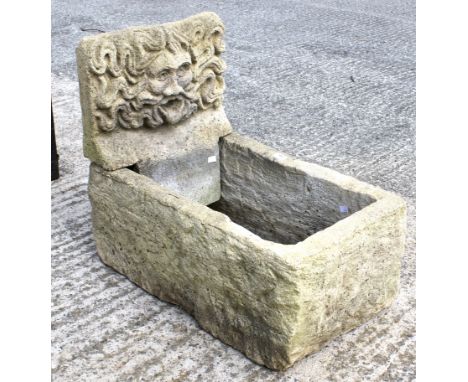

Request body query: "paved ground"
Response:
[51, 1, 415, 380]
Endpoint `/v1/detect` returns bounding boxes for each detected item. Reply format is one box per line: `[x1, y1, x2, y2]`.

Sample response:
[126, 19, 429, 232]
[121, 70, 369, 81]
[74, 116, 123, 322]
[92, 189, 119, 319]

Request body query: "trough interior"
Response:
[130, 136, 376, 245]
[209, 137, 376, 244]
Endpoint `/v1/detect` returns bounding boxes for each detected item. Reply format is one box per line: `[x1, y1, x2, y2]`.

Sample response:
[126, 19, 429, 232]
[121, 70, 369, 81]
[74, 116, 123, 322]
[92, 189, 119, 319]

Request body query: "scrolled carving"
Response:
[84, 14, 226, 132]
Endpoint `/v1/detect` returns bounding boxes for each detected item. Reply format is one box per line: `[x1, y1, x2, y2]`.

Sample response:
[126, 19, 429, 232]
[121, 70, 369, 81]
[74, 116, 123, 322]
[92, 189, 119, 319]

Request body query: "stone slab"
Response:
[76, 12, 232, 171]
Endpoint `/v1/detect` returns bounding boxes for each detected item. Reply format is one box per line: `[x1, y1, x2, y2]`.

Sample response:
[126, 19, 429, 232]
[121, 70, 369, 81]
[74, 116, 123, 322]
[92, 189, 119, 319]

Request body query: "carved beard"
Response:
[117, 90, 198, 129]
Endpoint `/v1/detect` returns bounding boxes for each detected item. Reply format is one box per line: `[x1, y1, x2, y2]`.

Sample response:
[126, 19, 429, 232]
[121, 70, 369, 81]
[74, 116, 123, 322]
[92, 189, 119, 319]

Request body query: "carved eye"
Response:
[157, 70, 169, 81]
[177, 62, 191, 76]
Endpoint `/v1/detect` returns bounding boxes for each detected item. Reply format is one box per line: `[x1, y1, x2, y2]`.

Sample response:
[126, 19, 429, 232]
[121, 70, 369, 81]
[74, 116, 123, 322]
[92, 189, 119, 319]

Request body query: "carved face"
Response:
[135, 50, 197, 126]
[146, 50, 193, 95]
[89, 20, 226, 132]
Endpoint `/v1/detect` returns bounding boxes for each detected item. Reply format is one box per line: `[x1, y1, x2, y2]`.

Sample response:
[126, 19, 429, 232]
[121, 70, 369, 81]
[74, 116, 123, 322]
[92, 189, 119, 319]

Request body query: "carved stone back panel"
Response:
[77, 12, 231, 170]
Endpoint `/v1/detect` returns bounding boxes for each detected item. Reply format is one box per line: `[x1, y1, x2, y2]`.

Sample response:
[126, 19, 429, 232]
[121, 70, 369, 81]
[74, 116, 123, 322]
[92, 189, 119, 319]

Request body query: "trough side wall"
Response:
[288, 195, 406, 363]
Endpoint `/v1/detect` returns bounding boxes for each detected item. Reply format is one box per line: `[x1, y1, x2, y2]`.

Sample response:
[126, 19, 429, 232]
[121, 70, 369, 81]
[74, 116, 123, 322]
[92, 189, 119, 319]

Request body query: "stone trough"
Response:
[77, 12, 406, 370]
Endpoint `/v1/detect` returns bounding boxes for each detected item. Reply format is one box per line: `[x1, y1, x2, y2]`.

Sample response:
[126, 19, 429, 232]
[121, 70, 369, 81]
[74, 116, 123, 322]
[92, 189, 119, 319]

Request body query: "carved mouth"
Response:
[158, 97, 192, 124]
[162, 98, 182, 109]
[159, 96, 182, 106]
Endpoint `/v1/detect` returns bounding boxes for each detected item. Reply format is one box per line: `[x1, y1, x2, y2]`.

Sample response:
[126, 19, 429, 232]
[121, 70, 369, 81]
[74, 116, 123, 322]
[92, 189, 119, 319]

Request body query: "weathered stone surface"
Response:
[76, 12, 231, 171]
[137, 142, 221, 205]
[88, 132, 406, 370]
[212, 134, 378, 244]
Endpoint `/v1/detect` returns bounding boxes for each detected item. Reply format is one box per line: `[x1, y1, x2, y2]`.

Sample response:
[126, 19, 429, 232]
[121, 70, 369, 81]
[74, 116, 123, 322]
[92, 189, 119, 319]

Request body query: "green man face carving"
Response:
[87, 17, 226, 132]
[136, 49, 197, 126]
[118, 47, 197, 128]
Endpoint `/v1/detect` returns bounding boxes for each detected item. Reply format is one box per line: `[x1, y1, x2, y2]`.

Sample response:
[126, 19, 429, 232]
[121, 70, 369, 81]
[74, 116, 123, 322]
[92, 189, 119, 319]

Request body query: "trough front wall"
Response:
[88, 163, 303, 369]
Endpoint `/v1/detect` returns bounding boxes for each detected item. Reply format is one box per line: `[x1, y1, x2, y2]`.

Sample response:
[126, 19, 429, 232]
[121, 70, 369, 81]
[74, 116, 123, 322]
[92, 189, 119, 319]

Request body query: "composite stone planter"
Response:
[77, 12, 406, 370]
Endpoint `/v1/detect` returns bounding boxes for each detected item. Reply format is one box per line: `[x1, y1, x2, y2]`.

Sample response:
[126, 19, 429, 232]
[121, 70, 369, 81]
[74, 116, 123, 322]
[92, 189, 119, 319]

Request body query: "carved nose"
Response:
[163, 78, 184, 96]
